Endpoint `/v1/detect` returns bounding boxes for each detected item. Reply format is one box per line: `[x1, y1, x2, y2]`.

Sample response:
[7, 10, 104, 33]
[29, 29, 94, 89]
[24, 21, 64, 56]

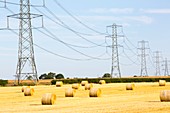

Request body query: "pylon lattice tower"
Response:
[107, 24, 122, 78]
[16, 0, 38, 84]
[154, 51, 161, 76]
[7, 0, 43, 84]
[163, 58, 169, 76]
[138, 40, 149, 76]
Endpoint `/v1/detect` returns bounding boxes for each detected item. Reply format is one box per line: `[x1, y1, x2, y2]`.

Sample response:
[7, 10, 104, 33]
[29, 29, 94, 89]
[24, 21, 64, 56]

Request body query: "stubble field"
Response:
[1, 82, 170, 113]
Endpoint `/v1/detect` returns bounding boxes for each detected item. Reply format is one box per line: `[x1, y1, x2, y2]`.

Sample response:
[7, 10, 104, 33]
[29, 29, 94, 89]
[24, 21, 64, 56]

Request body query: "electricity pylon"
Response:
[163, 58, 170, 76]
[107, 23, 123, 78]
[7, 0, 42, 85]
[154, 51, 161, 76]
[138, 40, 149, 76]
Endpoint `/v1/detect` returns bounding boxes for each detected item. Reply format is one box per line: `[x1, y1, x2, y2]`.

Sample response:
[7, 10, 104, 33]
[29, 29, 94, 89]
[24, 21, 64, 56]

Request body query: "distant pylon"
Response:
[107, 23, 123, 78]
[7, 0, 42, 85]
[163, 58, 170, 76]
[154, 51, 161, 76]
[138, 40, 150, 76]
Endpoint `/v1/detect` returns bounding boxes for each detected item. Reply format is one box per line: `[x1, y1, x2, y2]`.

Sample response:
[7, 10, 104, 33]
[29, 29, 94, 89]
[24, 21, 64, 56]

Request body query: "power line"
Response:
[53, 0, 107, 35]
[0, 0, 45, 7]
[8, 28, 109, 61]
[32, 6, 106, 47]
[1, 1, 111, 61]
[37, 27, 110, 60]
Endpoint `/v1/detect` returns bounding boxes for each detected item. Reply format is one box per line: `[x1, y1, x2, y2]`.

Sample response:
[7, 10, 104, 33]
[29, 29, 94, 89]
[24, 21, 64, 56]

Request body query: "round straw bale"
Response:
[56, 81, 63, 87]
[126, 83, 135, 90]
[65, 88, 75, 97]
[21, 86, 30, 92]
[99, 80, 106, 84]
[24, 88, 34, 96]
[41, 93, 56, 105]
[89, 88, 101, 97]
[160, 90, 170, 102]
[159, 80, 166, 86]
[85, 83, 93, 90]
[72, 83, 80, 89]
[81, 81, 88, 86]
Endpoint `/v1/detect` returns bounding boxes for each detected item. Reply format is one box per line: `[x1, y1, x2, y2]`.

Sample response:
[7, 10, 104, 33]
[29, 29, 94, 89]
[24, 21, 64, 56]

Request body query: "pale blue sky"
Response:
[0, 0, 170, 79]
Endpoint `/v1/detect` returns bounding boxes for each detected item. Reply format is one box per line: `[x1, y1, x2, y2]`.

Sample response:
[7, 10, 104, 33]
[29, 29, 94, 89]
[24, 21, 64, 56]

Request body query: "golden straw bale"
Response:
[56, 81, 63, 87]
[159, 80, 166, 86]
[160, 90, 170, 102]
[21, 86, 30, 92]
[24, 88, 34, 96]
[89, 88, 101, 97]
[126, 83, 135, 90]
[65, 88, 75, 97]
[85, 83, 93, 90]
[99, 80, 106, 85]
[72, 83, 80, 89]
[81, 81, 88, 86]
[41, 93, 56, 105]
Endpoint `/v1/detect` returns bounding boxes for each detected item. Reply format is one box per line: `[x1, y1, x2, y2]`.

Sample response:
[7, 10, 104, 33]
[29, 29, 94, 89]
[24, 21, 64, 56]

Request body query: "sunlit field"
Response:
[1, 82, 170, 113]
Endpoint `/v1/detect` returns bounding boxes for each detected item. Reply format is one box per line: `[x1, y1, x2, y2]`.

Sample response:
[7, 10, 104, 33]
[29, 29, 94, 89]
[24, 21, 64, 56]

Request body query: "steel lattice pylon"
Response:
[163, 58, 169, 76]
[154, 51, 161, 76]
[16, 0, 38, 84]
[107, 24, 122, 78]
[138, 40, 149, 76]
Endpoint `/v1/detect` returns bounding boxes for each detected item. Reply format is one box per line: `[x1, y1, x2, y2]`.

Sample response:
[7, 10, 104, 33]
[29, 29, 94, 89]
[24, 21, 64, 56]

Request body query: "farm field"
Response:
[1, 82, 170, 113]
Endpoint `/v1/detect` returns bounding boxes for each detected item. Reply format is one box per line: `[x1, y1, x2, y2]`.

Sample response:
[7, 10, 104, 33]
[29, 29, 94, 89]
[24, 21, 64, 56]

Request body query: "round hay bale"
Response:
[21, 86, 30, 92]
[89, 88, 101, 97]
[160, 90, 170, 102]
[81, 81, 88, 86]
[56, 81, 63, 87]
[159, 80, 166, 86]
[72, 83, 80, 89]
[24, 88, 34, 96]
[65, 88, 75, 97]
[41, 93, 56, 105]
[85, 83, 93, 90]
[99, 80, 106, 85]
[126, 83, 135, 90]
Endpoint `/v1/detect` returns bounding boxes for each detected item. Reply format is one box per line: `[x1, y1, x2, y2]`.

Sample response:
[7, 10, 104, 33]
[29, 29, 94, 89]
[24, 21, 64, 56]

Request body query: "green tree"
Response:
[46, 72, 56, 79]
[39, 73, 47, 79]
[55, 73, 64, 79]
[102, 73, 112, 78]
[39, 72, 56, 79]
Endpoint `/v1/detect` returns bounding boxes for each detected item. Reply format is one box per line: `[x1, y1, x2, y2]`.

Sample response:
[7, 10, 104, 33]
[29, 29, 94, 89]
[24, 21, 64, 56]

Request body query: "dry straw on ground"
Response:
[126, 83, 135, 90]
[99, 80, 106, 85]
[81, 81, 88, 86]
[65, 88, 75, 97]
[72, 83, 80, 89]
[89, 88, 101, 97]
[24, 88, 34, 96]
[2, 82, 170, 112]
[85, 83, 93, 90]
[41, 93, 56, 105]
[56, 81, 63, 87]
[159, 80, 166, 86]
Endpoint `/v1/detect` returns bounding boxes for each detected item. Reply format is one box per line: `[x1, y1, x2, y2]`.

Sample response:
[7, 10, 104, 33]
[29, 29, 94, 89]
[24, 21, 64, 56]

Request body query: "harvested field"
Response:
[1, 82, 170, 113]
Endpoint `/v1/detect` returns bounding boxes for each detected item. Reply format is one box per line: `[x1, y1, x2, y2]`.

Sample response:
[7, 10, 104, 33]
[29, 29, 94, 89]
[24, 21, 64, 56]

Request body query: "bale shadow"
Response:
[147, 101, 161, 103]
[30, 104, 42, 106]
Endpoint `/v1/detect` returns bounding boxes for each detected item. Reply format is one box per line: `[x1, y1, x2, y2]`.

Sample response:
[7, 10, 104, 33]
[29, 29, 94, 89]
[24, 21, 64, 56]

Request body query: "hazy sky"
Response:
[0, 0, 170, 79]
